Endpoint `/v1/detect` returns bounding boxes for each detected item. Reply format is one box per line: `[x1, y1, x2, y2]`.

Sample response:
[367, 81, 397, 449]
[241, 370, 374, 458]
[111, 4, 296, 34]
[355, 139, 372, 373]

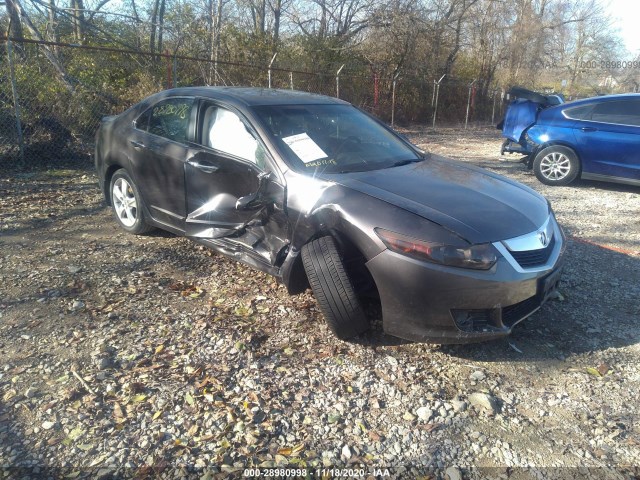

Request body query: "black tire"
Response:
[109, 169, 154, 234]
[301, 236, 369, 340]
[532, 146, 580, 186]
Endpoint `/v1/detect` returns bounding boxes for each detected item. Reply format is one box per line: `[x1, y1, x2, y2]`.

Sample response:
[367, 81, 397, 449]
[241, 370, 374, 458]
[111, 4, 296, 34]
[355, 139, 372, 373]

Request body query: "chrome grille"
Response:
[509, 235, 556, 268]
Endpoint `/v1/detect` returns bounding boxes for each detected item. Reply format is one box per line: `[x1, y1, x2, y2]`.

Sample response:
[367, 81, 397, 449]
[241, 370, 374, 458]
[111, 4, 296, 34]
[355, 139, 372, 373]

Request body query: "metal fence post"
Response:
[465, 79, 476, 129]
[268, 53, 277, 88]
[432, 74, 445, 130]
[491, 90, 497, 125]
[391, 71, 399, 127]
[6, 38, 25, 165]
[173, 55, 178, 88]
[336, 64, 345, 98]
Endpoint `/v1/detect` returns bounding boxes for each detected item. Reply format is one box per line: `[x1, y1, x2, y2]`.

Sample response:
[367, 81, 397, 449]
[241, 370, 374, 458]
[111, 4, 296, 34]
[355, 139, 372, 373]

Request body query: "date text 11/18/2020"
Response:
[243, 467, 392, 477]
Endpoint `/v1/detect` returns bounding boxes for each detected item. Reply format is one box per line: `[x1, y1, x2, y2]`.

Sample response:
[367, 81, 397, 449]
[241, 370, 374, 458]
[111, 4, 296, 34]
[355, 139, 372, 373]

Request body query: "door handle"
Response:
[187, 159, 219, 174]
[580, 127, 597, 132]
[130, 140, 145, 149]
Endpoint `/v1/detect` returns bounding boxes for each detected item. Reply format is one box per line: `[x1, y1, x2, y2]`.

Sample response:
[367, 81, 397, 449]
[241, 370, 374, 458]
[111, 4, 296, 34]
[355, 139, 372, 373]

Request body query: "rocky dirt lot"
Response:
[1, 127, 639, 479]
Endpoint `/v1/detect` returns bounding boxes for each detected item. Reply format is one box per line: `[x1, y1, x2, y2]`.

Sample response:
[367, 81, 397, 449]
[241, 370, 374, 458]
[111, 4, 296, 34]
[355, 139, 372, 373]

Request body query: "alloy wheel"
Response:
[112, 177, 138, 227]
[539, 152, 571, 181]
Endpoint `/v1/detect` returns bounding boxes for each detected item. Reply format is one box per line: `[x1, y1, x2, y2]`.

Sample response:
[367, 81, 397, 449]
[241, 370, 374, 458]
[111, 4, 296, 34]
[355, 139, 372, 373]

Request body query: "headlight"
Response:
[375, 228, 498, 270]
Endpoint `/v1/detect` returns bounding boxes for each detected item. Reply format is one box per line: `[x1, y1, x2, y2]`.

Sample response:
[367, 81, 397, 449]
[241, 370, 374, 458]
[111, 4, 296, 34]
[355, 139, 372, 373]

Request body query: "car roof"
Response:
[154, 86, 350, 107]
[560, 93, 640, 109]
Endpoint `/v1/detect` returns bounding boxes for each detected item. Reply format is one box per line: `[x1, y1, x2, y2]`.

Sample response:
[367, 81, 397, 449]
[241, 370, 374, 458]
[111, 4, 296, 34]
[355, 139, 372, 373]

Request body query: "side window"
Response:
[563, 105, 594, 120]
[136, 98, 194, 143]
[200, 105, 266, 168]
[591, 101, 640, 126]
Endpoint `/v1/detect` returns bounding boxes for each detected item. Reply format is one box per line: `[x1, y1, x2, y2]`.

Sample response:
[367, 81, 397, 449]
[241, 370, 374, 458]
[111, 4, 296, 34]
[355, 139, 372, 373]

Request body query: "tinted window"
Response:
[199, 105, 267, 168]
[563, 104, 594, 120]
[253, 104, 420, 174]
[590, 100, 640, 126]
[136, 98, 194, 142]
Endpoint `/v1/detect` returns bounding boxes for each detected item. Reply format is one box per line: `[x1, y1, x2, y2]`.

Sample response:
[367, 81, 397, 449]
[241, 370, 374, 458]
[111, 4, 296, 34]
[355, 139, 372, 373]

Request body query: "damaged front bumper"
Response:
[366, 221, 565, 344]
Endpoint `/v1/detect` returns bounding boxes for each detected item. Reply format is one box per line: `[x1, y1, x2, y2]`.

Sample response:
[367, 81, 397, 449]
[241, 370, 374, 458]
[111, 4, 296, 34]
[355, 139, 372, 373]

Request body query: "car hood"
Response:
[321, 155, 549, 244]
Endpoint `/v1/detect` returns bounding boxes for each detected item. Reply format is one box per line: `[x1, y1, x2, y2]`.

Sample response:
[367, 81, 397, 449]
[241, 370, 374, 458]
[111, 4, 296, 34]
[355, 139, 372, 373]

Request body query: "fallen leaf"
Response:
[597, 363, 610, 376]
[76, 444, 93, 451]
[152, 411, 162, 420]
[132, 394, 147, 403]
[155, 345, 165, 355]
[291, 443, 305, 456]
[67, 427, 85, 441]
[277, 447, 292, 455]
[586, 367, 602, 377]
[185, 393, 195, 406]
[234, 306, 253, 317]
[189, 287, 204, 298]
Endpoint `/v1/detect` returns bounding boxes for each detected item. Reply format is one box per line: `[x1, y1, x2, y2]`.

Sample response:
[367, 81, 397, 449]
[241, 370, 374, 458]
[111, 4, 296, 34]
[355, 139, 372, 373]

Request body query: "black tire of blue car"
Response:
[109, 169, 154, 234]
[301, 236, 370, 340]
[533, 146, 580, 186]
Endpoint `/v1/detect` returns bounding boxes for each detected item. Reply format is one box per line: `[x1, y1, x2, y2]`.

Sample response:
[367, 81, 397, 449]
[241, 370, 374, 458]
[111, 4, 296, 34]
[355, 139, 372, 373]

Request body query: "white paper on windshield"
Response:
[282, 133, 328, 163]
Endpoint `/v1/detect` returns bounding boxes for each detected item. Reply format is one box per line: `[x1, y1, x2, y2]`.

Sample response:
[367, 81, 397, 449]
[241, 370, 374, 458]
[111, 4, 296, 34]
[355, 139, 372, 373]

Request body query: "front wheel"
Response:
[533, 146, 580, 186]
[109, 169, 153, 234]
[301, 236, 369, 340]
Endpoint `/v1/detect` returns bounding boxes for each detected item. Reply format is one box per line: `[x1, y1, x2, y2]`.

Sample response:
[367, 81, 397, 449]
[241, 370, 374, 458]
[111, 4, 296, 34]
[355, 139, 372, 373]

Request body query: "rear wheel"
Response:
[533, 146, 580, 186]
[301, 236, 369, 340]
[110, 169, 153, 234]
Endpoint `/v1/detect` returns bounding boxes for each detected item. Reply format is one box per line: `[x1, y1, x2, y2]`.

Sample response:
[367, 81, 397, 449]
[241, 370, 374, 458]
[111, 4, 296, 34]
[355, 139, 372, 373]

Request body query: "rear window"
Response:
[563, 105, 594, 120]
[135, 97, 194, 143]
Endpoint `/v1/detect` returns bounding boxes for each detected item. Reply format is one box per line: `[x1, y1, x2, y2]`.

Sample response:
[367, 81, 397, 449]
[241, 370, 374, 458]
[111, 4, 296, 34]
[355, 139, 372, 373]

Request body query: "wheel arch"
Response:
[281, 226, 379, 298]
[103, 162, 125, 205]
[529, 142, 582, 175]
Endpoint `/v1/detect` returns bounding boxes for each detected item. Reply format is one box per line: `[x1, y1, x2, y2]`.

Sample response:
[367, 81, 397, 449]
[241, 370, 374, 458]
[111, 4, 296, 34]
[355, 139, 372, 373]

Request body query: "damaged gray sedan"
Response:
[95, 87, 565, 343]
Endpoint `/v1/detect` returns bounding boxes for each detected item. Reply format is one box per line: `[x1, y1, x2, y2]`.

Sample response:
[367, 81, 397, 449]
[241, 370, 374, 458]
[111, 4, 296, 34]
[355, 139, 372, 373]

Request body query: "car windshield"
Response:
[252, 104, 422, 174]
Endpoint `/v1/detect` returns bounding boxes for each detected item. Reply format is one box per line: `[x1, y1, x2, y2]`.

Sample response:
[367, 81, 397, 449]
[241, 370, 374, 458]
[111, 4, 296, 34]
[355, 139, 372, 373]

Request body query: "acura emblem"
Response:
[538, 231, 549, 247]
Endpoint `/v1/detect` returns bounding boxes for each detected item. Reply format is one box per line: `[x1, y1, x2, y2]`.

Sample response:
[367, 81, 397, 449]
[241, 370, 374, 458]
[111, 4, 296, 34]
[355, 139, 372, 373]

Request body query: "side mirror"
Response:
[235, 172, 272, 210]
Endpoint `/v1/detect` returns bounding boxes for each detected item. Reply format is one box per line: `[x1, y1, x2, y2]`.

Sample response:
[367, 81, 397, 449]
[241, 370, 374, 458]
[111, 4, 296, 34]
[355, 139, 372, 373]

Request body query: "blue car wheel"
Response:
[533, 146, 580, 186]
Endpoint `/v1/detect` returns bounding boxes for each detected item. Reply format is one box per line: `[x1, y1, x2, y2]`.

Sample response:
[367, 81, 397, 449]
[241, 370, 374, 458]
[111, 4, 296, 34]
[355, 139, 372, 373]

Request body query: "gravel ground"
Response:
[1, 126, 639, 479]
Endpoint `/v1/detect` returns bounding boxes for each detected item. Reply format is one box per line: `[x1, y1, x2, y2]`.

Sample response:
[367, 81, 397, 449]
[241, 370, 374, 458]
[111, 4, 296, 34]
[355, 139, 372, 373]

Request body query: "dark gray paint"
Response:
[95, 87, 565, 343]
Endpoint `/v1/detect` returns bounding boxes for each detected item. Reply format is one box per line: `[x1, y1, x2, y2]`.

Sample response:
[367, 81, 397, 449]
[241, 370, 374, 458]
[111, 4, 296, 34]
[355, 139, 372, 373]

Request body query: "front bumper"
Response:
[366, 220, 565, 344]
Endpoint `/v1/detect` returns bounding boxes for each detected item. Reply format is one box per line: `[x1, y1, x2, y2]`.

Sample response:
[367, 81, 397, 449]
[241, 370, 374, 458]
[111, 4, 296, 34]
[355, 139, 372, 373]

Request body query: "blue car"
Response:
[500, 89, 640, 187]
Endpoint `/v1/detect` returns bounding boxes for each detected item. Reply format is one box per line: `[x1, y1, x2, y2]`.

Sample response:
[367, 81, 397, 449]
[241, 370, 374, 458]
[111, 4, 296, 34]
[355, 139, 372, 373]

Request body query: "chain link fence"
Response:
[0, 38, 505, 168]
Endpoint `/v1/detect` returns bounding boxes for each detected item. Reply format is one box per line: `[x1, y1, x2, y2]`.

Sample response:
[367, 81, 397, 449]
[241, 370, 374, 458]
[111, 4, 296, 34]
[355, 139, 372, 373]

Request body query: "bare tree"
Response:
[5, 0, 24, 39]
[71, 0, 85, 43]
[11, 0, 75, 91]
